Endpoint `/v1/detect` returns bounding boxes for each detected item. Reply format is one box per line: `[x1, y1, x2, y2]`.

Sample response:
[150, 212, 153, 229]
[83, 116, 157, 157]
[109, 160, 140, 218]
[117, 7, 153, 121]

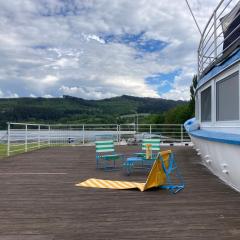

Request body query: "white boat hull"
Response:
[190, 135, 240, 192]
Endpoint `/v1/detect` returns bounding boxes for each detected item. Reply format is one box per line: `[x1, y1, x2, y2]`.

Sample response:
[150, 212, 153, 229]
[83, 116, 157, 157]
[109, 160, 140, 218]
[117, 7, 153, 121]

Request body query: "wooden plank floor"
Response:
[0, 146, 240, 240]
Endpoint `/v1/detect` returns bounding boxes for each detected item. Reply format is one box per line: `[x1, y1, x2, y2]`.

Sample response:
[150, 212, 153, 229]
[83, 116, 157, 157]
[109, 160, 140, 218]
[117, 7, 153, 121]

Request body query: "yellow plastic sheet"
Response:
[76, 150, 171, 192]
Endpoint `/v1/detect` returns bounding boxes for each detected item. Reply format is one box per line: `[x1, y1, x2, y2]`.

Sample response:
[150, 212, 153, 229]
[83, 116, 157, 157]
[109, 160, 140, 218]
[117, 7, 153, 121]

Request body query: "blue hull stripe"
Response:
[189, 129, 240, 145]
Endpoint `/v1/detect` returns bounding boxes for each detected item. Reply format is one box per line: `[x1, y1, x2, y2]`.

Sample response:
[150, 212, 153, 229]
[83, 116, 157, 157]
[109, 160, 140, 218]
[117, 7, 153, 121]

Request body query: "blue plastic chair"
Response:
[123, 138, 161, 174]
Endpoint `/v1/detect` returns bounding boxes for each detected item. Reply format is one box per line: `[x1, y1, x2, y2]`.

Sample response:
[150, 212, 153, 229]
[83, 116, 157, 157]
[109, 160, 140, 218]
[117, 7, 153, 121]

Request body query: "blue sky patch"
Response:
[102, 32, 168, 53]
[145, 69, 182, 94]
[136, 39, 168, 53]
[32, 45, 49, 50]
[39, 1, 89, 17]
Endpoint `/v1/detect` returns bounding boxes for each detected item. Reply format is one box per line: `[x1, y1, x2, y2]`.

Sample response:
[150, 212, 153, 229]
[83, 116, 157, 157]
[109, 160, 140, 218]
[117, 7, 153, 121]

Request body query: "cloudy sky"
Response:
[0, 0, 235, 100]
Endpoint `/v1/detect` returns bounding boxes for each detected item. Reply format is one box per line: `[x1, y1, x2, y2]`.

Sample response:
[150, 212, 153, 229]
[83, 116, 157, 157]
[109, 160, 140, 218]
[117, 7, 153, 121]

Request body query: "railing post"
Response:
[117, 125, 121, 144]
[7, 122, 10, 157]
[48, 125, 50, 146]
[181, 124, 183, 144]
[136, 121, 138, 133]
[82, 124, 85, 145]
[214, 10, 217, 59]
[149, 124, 152, 138]
[38, 125, 40, 149]
[116, 125, 118, 144]
[25, 124, 28, 152]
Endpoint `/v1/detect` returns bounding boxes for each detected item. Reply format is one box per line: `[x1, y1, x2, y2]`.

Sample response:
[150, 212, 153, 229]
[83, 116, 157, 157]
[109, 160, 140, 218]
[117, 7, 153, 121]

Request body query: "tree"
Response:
[189, 75, 198, 117]
[164, 104, 192, 124]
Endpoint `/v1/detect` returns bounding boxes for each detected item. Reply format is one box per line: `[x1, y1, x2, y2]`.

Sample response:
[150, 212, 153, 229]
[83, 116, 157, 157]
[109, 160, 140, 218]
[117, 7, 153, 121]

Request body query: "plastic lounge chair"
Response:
[95, 140, 124, 171]
[77, 150, 184, 194]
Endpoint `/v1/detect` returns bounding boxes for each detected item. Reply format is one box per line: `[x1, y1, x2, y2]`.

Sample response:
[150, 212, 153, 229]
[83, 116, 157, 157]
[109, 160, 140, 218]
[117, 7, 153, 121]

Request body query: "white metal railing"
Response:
[5, 122, 191, 156]
[198, 0, 240, 77]
[7, 123, 50, 156]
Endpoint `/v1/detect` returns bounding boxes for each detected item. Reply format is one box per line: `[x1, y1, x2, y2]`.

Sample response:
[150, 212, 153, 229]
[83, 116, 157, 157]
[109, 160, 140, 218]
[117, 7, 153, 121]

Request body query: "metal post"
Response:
[82, 124, 85, 145]
[25, 124, 28, 152]
[48, 125, 50, 146]
[136, 114, 138, 133]
[181, 125, 184, 144]
[38, 125, 40, 149]
[214, 10, 217, 59]
[7, 122, 10, 157]
[149, 124, 152, 138]
[117, 125, 120, 144]
[69, 125, 71, 145]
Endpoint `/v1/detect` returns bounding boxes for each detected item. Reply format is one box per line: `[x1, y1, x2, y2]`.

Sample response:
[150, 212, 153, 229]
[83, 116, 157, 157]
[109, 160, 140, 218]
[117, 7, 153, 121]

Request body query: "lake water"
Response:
[0, 130, 136, 143]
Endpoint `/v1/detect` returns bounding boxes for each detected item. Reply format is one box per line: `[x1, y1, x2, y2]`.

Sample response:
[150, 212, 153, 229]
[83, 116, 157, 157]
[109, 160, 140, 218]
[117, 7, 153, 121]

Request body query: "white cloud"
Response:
[0, 89, 19, 98]
[59, 74, 159, 100]
[83, 34, 105, 44]
[60, 85, 116, 99]
[43, 94, 54, 98]
[42, 75, 59, 85]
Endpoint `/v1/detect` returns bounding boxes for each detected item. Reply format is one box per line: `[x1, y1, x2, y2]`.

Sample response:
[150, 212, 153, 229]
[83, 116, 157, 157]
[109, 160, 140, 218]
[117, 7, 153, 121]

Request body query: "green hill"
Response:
[0, 95, 187, 128]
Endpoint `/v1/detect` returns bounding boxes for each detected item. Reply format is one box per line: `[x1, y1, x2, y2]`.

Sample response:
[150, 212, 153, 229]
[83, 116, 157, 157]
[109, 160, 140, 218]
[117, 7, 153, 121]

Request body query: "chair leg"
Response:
[160, 185, 184, 194]
[103, 159, 120, 172]
[126, 164, 132, 176]
[123, 162, 132, 176]
[96, 157, 99, 169]
[103, 159, 108, 171]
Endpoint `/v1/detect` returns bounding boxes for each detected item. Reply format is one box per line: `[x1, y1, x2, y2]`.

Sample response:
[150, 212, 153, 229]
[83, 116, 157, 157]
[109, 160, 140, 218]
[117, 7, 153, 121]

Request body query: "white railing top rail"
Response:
[8, 122, 50, 127]
[8, 122, 185, 127]
[198, 0, 240, 78]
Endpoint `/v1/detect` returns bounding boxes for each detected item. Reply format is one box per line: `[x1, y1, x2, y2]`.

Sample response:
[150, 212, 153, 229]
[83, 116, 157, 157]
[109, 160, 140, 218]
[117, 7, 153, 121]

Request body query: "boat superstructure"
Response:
[185, 0, 240, 191]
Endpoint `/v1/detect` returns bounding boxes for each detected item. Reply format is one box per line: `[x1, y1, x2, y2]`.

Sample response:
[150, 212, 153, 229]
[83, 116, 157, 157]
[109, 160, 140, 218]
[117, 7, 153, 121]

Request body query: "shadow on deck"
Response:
[0, 146, 239, 240]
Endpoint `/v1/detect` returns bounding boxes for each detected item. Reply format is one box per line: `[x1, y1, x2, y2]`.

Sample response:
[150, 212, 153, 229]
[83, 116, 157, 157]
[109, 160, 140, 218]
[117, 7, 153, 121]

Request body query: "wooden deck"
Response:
[0, 146, 240, 240]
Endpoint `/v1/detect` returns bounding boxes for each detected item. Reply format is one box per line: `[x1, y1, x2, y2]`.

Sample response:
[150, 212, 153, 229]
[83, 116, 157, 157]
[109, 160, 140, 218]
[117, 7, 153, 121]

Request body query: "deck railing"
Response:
[4, 122, 191, 156]
[198, 0, 240, 77]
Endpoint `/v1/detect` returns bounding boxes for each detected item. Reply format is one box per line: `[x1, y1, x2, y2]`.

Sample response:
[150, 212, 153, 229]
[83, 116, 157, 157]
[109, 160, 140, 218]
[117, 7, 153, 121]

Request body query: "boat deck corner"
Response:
[0, 146, 240, 240]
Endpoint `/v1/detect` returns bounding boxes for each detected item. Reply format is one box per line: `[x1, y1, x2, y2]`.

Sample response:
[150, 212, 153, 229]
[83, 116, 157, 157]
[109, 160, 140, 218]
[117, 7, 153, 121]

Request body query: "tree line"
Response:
[0, 76, 197, 129]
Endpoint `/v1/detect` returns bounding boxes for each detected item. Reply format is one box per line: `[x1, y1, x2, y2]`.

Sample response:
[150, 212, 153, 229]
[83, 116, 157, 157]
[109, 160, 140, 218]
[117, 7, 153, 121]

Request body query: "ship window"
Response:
[216, 71, 239, 121]
[201, 86, 211, 122]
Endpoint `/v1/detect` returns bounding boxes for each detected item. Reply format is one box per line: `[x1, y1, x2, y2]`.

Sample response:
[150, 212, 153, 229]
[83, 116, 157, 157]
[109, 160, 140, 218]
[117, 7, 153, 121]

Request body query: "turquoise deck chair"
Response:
[96, 140, 124, 171]
[123, 139, 161, 174]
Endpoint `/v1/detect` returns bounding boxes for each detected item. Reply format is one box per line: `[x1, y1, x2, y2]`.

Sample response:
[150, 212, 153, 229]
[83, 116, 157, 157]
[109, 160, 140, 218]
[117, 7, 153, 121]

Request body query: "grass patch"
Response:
[0, 143, 50, 157]
[0, 142, 85, 158]
[0, 144, 7, 157]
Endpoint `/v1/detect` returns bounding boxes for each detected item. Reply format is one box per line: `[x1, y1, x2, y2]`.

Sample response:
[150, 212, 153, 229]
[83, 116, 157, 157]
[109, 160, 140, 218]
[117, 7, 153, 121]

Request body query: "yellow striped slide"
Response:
[76, 150, 171, 192]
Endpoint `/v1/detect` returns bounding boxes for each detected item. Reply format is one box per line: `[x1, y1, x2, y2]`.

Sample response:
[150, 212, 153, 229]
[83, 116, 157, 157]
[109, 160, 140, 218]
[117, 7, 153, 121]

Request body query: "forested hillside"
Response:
[0, 95, 187, 128]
